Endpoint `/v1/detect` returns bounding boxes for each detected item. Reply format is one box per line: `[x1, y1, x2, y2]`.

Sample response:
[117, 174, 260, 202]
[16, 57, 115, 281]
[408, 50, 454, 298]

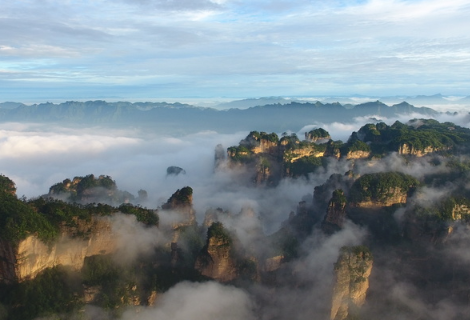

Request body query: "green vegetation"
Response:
[48, 174, 134, 204]
[163, 186, 193, 209]
[237, 258, 258, 281]
[0, 175, 159, 244]
[286, 156, 327, 177]
[118, 203, 159, 226]
[0, 192, 58, 243]
[349, 172, 419, 204]
[331, 189, 347, 206]
[280, 133, 300, 149]
[81, 255, 139, 311]
[342, 140, 371, 154]
[416, 196, 470, 221]
[306, 128, 330, 140]
[354, 120, 470, 157]
[0, 175, 16, 195]
[207, 222, 232, 246]
[326, 139, 344, 157]
[1, 267, 82, 320]
[227, 145, 253, 162]
[259, 131, 279, 143]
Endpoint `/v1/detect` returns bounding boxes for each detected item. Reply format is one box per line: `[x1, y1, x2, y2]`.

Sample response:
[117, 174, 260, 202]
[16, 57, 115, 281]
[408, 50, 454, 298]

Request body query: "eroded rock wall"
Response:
[331, 246, 373, 320]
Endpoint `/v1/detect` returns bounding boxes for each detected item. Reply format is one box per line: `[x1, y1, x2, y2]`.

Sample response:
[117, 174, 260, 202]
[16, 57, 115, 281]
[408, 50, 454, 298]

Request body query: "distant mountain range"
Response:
[211, 94, 470, 109]
[0, 99, 449, 135]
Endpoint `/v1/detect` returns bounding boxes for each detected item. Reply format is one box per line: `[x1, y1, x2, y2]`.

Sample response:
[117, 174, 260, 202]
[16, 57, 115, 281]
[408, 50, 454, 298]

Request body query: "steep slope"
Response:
[331, 246, 373, 320]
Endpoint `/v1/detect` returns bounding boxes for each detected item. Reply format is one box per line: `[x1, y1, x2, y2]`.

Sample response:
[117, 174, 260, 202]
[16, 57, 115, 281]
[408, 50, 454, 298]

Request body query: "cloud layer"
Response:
[1, 0, 470, 100]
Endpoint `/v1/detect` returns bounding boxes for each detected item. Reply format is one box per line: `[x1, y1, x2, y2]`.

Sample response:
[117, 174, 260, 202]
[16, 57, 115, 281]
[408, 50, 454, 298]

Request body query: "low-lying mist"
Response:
[2, 110, 470, 320]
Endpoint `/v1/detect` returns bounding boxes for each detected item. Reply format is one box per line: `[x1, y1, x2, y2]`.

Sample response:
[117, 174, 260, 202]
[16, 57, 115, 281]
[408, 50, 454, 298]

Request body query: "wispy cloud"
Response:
[1, 0, 469, 99]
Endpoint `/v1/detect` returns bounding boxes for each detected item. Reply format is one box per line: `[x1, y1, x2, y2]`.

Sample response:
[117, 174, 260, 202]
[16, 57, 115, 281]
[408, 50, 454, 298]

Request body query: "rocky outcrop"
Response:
[305, 128, 331, 143]
[252, 139, 278, 155]
[322, 190, 347, 233]
[452, 204, 470, 220]
[166, 166, 186, 176]
[283, 146, 325, 163]
[194, 222, 237, 282]
[331, 246, 373, 320]
[345, 150, 370, 160]
[0, 174, 16, 195]
[0, 217, 116, 283]
[398, 144, 439, 157]
[48, 174, 133, 204]
[264, 255, 284, 272]
[353, 187, 408, 208]
[162, 187, 196, 242]
[349, 172, 418, 208]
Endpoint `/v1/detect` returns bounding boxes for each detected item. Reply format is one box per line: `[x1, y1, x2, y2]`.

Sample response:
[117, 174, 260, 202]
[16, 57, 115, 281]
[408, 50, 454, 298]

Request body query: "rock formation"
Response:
[322, 189, 347, 233]
[0, 174, 16, 195]
[331, 246, 373, 320]
[349, 172, 418, 208]
[162, 186, 196, 242]
[0, 217, 116, 283]
[166, 166, 186, 176]
[305, 128, 331, 143]
[48, 174, 133, 204]
[194, 222, 238, 282]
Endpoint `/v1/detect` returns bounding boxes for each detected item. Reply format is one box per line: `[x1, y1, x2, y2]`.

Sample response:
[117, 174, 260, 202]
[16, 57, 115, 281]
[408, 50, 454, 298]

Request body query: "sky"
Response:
[1, 0, 470, 101]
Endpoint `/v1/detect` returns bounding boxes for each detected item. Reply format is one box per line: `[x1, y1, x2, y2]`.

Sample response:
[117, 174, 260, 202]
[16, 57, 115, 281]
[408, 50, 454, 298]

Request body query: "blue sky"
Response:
[1, 0, 470, 101]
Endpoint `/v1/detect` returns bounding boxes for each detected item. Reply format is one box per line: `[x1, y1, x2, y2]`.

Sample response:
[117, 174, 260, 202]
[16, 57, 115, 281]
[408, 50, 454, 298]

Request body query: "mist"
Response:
[2, 108, 470, 320]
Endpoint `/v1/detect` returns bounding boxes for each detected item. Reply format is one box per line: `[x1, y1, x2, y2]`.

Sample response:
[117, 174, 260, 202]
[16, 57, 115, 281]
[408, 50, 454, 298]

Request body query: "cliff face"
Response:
[251, 139, 278, 155]
[162, 187, 196, 242]
[331, 246, 373, 320]
[195, 222, 237, 282]
[353, 187, 408, 208]
[398, 144, 438, 157]
[283, 146, 325, 163]
[0, 217, 116, 283]
[322, 190, 347, 233]
[345, 150, 370, 160]
[452, 204, 470, 221]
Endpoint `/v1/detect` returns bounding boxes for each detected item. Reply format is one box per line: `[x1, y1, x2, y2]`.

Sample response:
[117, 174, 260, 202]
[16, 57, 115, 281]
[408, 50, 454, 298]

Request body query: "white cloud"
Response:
[121, 281, 255, 320]
[0, 0, 469, 98]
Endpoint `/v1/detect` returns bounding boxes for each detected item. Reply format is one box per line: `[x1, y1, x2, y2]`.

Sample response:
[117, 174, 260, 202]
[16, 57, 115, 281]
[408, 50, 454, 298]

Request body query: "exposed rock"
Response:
[452, 204, 470, 221]
[345, 150, 370, 159]
[166, 166, 186, 176]
[305, 128, 331, 143]
[147, 290, 158, 306]
[255, 161, 271, 185]
[83, 285, 101, 303]
[331, 246, 373, 320]
[252, 139, 278, 155]
[0, 175, 16, 195]
[162, 187, 196, 242]
[48, 174, 133, 204]
[283, 146, 325, 163]
[353, 187, 408, 208]
[349, 172, 418, 208]
[264, 255, 284, 272]
[194, 222, 237, 282]
[0, 217, 116, 283]
[398, 144, 439, 157]
[322, 190, 347, 234]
